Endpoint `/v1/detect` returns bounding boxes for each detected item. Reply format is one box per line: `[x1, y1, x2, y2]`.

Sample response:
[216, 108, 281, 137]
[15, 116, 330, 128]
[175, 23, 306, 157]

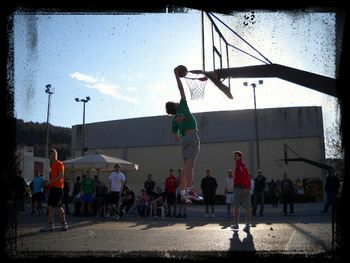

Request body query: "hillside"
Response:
[16, 119, 71, 160]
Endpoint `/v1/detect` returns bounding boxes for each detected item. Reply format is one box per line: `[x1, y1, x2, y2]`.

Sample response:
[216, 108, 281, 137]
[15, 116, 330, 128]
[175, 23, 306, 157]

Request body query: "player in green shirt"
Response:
[165, 65, 203, 204]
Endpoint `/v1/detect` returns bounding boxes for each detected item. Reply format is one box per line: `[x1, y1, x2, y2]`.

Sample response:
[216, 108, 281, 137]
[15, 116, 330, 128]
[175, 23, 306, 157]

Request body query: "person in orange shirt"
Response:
[40, 149, 69, 232]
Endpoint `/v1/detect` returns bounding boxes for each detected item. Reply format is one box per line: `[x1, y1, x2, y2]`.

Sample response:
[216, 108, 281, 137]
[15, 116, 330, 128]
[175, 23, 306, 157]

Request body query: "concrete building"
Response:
[16, 146, 50, 183]
[70, 106, 326, 195]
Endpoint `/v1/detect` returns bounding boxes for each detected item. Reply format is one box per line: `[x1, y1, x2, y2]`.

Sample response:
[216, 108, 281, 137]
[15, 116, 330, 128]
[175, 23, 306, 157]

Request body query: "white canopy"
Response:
[63, 153, 139, 172]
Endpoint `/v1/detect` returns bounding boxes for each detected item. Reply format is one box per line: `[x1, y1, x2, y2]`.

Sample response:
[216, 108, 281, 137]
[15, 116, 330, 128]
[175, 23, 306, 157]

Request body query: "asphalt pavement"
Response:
[10, 202, 338, 260]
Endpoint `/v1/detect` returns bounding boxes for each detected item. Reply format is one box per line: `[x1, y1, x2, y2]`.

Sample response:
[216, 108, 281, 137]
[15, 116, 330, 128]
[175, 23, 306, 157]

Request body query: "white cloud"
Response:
[86, 83, 138, 103]
[70, 72, 98, 83]
[70, 71, 138, 104]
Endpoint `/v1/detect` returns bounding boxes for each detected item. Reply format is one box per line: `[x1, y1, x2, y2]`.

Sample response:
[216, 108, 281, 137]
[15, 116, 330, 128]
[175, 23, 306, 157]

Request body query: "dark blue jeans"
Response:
[281, 193, 294, 214]
[323, 191, 337, 212]
[253, 191, 264, 215]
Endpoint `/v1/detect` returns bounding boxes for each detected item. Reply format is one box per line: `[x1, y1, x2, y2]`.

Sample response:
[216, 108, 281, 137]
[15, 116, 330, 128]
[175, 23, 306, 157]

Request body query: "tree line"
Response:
[16, 119, 71, 160]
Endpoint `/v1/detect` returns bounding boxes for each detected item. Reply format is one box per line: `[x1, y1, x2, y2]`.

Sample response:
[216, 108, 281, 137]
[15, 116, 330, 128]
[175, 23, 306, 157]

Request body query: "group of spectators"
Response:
[16, 162, 341, 222]
[138, 170, 187, 218]
[72, 172, 135, 219]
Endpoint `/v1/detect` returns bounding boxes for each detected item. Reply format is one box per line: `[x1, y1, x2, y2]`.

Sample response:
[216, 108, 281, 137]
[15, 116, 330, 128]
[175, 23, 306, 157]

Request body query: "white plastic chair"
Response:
[149, 200, 165, 218]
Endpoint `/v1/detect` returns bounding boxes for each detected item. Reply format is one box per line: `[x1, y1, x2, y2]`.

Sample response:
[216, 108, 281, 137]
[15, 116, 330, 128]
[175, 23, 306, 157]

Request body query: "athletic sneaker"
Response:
[40, 224, 54, 232]
[243, 224, 250, 232]
[62, 223, 69, 231]
[187, 189, 204, 201]
[231, 223, 239, 230]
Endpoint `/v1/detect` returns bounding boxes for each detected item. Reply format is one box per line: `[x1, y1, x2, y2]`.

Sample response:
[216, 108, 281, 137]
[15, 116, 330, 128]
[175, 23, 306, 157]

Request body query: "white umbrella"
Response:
[63, 153, 139, 172]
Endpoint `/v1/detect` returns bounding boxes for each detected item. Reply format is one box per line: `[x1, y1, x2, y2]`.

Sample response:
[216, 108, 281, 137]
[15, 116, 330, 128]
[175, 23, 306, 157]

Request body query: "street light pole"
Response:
[243, 80, 263, 171]
[75, 96, 90, 156]
[45, 84, 54, 158]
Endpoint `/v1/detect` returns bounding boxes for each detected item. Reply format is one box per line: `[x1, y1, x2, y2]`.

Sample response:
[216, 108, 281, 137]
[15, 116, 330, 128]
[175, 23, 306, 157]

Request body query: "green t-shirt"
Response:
[82, 177, 95, 194]
[171, 99, 197, 138]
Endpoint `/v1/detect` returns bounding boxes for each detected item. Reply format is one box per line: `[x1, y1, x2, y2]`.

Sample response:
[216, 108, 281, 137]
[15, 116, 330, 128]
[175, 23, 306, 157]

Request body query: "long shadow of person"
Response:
[229, 230, 255, 253]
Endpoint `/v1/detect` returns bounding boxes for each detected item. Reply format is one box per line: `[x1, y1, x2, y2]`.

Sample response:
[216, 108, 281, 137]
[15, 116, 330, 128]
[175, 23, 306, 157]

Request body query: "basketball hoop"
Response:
[184, 71, 208, 100]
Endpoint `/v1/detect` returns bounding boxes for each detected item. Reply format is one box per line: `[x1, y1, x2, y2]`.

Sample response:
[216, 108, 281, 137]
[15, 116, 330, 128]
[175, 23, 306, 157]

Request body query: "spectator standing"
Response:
[252, 170, 266, 216]
[224, 170, 234, 217]
[321, 171, 340, 213]
[280, 172, 296, 216]
[144, 174, 156, 199]
[30, 170, 44, 215]
[93, 175, 105, 217]
[15, 170, 26, 214]
[165, 168, 177, 217]
[232, 151, 252, 232]
[201, 169, 218, 218]
[109, 164, 125, 219]
[81, 174, 95, 216]
[40, 149, 68, 232]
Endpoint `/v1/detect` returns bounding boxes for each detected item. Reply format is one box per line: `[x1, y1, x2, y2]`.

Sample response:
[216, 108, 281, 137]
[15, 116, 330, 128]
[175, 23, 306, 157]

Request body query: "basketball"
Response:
[175, 65, 188, 78]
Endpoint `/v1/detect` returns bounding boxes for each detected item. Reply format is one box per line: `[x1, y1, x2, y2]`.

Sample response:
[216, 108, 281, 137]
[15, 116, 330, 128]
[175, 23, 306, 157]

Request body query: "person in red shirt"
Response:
[232, 151, 252, 232]
[165, 168, 177, 217]
[40, 149, 68, 232]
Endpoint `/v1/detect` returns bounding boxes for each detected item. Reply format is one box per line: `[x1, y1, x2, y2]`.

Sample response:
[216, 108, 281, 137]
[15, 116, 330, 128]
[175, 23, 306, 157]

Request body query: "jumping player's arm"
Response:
[174, 67, 186, 100]
[173, 111, 187, 141]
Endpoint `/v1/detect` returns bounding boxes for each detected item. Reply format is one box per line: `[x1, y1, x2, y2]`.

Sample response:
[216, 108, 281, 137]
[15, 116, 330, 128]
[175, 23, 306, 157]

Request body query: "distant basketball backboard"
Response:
[279, 143, 334, 171]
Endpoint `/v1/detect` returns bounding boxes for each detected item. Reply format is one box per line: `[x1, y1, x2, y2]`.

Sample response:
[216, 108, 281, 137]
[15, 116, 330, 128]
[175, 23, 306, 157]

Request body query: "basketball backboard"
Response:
[200, 11, 337, 98]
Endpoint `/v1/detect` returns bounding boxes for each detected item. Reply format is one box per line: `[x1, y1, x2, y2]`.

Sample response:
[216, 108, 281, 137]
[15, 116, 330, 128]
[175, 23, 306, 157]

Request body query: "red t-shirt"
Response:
[165, 175, 177, 193]
[233, 159, 251, 189]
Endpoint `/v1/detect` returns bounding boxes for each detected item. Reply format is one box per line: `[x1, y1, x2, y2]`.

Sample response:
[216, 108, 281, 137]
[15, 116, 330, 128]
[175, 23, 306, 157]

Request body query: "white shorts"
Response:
[226, 193, 234, 204]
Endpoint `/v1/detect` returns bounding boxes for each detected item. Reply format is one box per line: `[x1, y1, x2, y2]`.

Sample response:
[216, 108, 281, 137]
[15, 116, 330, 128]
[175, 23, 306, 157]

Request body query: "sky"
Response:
[13, 9, 341, 157]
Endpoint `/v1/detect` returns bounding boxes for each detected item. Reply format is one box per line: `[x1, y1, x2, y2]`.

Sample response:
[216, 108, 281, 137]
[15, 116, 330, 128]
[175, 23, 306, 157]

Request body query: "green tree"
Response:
[16, 119, 71, 160]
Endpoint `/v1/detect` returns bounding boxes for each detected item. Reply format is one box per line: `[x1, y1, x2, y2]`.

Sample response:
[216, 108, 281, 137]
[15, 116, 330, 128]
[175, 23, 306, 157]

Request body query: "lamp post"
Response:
[243, 80, 263, 171]
[45, 84, 54, 158]
[75, 96, 90, 156]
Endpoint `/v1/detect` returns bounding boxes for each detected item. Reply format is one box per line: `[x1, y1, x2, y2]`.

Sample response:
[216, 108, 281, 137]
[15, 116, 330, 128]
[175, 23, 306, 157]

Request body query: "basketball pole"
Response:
[45, 84, 54, 159]
[201, 11, 205, 72]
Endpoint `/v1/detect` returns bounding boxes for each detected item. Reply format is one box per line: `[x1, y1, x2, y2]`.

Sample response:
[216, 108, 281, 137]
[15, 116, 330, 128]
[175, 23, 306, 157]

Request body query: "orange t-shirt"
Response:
[50, 160, 64, 189]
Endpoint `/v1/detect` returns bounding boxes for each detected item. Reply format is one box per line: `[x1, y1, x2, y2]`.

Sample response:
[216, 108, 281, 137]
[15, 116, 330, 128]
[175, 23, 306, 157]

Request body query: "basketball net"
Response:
[184, 71, 208, 100]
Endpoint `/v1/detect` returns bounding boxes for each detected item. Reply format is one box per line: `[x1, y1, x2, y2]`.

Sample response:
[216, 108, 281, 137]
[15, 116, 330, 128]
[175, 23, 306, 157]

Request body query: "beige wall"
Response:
[83, 136, 323, 196]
